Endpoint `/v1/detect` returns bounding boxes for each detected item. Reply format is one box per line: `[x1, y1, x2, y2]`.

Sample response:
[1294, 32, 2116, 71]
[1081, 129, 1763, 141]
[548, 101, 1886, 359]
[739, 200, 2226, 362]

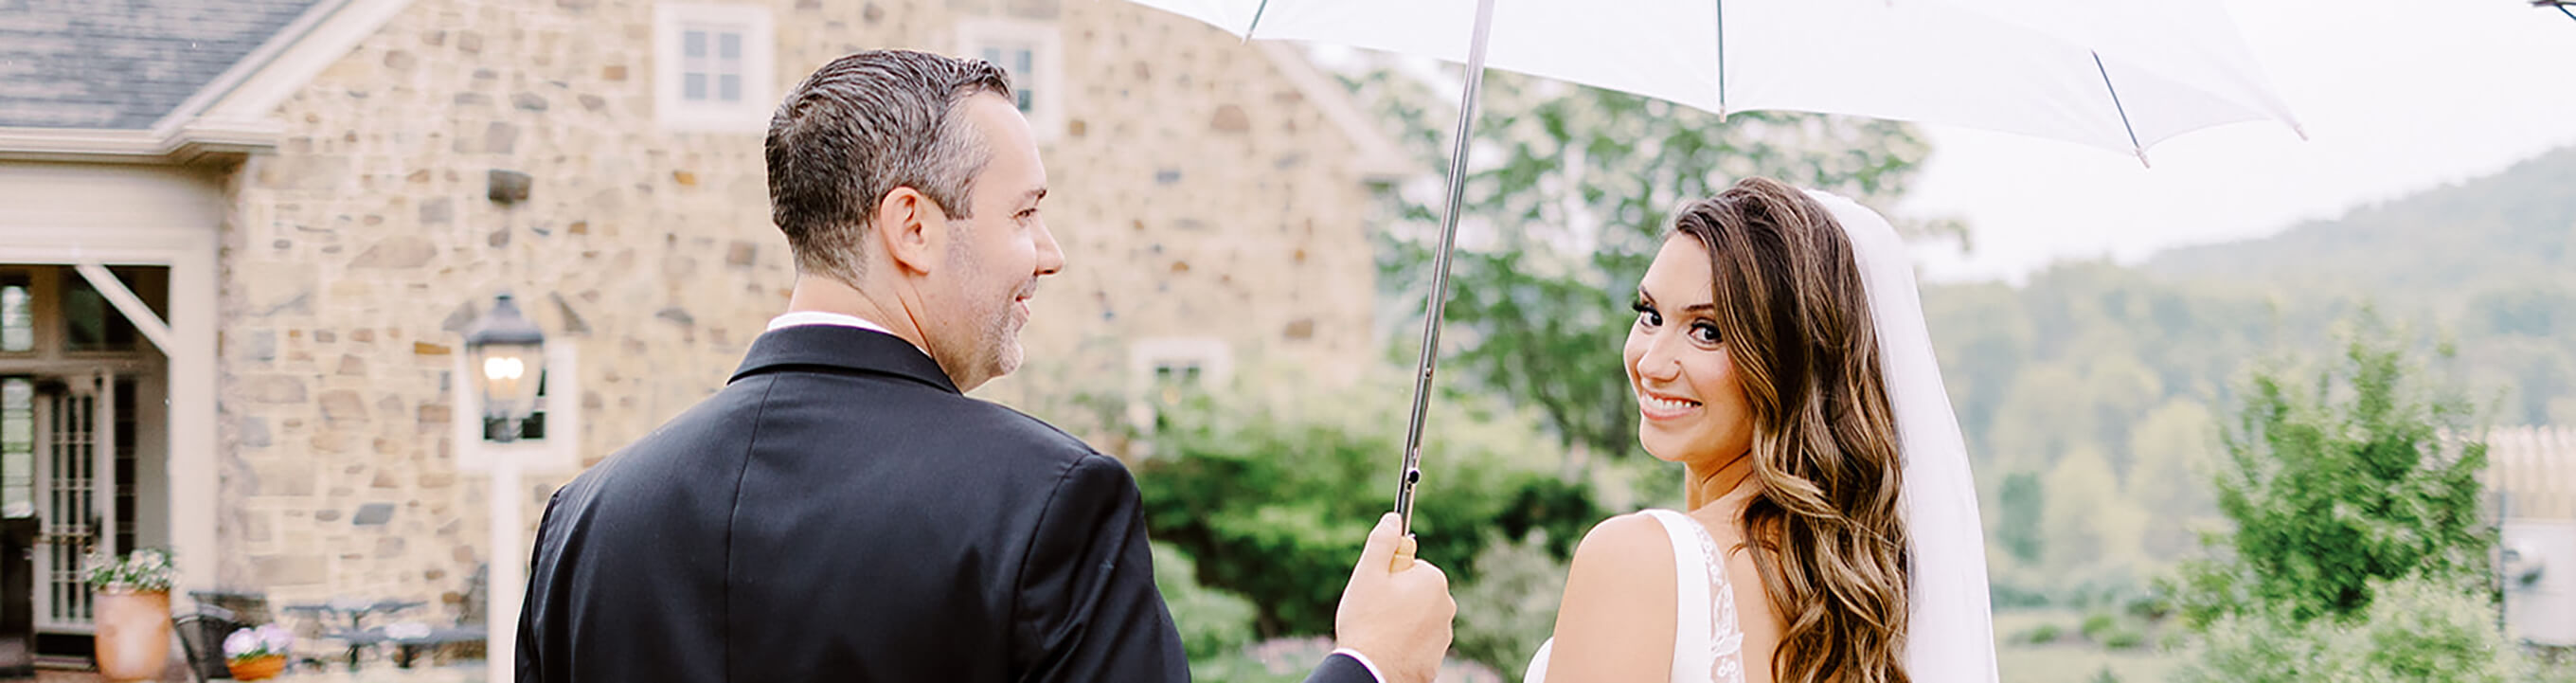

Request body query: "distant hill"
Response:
[1921, 146, 2576, 601]
[2145, 146, 2576, 303]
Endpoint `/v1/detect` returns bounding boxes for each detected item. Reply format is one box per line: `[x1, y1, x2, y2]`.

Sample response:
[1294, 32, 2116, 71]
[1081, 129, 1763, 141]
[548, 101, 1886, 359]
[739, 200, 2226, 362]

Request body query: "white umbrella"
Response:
[1119, 0, 2298, 602]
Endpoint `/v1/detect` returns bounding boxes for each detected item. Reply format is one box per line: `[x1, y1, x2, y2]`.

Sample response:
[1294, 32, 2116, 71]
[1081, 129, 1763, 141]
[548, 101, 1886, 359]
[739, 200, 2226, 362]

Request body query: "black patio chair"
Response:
[171, 604, 243, 682]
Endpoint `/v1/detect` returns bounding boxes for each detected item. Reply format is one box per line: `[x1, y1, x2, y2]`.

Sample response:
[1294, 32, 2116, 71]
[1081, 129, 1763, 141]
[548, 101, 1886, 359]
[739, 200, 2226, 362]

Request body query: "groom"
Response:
[515, 50, 1455, 683]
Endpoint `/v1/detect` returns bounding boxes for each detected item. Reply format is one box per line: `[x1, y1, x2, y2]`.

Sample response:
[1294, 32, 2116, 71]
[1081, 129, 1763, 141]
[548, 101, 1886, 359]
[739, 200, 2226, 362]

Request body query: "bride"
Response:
[1521, 178, 1999, 683]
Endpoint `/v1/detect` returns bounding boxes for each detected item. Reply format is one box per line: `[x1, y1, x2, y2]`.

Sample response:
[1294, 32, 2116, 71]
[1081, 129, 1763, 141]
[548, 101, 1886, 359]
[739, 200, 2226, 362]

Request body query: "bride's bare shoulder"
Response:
[1549, 512, 1681, 676]
[1569, 512, 1676, 575]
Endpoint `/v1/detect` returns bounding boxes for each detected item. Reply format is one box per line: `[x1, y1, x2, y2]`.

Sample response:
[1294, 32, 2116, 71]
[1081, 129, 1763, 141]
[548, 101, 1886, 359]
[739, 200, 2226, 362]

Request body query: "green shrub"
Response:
[2017, 623, 2066, 645]
[2100, 628, 2148, 651]
[2080, 613, 2120, 642]
[2172, 317, 2492, 630]
[2173, 577, 2526, 683]
[1152, 543, 1260, 664]
[1135, 373, 1599, 637]
[1452, 530, 1571, 679]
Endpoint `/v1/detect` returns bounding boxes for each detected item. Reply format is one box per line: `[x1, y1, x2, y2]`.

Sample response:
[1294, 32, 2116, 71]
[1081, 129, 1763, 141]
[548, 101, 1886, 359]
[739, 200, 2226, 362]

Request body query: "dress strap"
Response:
[1639, 510, 1747, 683]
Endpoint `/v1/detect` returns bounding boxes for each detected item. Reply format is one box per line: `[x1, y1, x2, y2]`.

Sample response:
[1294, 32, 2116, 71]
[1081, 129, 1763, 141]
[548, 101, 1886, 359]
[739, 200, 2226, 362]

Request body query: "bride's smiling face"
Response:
[1624, 236, 1754, 466]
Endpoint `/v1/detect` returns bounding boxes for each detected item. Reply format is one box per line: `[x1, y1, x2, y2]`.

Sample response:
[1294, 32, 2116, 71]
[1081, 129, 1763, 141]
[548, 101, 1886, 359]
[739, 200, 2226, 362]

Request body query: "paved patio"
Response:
[29, 662, 482, 683]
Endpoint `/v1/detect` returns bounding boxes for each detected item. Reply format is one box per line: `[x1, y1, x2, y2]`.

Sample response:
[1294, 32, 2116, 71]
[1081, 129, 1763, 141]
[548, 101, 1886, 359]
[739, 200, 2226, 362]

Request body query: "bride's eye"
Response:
[1690, 323, 1722, 345]
[1631, 299, 1661, 328]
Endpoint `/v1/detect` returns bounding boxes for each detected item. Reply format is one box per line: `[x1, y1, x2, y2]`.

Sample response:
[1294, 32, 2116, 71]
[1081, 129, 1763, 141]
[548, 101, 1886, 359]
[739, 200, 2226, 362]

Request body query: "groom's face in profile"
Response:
[916, 92, 1062, 391]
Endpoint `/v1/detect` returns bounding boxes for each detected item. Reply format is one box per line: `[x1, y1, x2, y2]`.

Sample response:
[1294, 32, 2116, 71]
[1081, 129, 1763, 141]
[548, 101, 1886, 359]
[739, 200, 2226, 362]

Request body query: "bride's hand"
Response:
[1332, 512, 1456, 683]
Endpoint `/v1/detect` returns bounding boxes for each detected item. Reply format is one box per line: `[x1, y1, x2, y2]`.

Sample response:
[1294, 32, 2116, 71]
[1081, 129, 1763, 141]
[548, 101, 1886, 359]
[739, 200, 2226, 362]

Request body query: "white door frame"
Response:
[0, 239, 220, 600]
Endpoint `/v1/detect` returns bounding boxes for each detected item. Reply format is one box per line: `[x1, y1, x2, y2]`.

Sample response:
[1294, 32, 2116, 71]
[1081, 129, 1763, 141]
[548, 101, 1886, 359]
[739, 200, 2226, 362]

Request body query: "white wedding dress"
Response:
[1522, 189, 2001, 683]
[1522, 509, 1746, 683]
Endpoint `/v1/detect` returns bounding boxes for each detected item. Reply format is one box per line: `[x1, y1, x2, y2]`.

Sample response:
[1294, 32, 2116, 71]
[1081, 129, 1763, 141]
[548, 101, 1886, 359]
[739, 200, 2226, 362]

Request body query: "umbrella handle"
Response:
[1394, 0, 1498, 540]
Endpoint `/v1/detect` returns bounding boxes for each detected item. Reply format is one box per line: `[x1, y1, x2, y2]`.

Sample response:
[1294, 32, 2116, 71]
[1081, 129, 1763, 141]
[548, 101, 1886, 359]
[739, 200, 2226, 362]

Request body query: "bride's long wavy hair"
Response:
[1673, 177, 1910, 683]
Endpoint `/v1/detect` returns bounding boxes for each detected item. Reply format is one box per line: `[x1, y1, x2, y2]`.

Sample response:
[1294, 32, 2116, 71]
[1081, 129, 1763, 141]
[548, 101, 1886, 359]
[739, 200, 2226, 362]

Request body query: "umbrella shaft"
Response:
[1396, 0, 1498, 539]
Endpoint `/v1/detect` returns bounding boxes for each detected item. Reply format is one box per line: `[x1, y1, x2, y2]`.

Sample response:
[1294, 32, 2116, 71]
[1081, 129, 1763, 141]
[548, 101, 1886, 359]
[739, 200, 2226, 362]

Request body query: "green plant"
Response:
[2172, 315, 2493, 629]
[1135, 373, 1595, 637]
[2079, 613, 2120, 642]
[1152, 542, 1259, 665]
[2173, 577, 2525, 683]
[1452, 530, 1571, 679]
[2100, 628, 2148, 651]
[2017, 623, 2066, 645]
[81, 548, 173, 593]
[2165, 315, 2529, 682]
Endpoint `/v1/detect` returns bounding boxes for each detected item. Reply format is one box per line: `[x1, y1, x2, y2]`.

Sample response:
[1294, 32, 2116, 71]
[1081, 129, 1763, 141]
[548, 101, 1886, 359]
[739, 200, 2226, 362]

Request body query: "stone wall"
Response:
[216, 0, 1390, 610]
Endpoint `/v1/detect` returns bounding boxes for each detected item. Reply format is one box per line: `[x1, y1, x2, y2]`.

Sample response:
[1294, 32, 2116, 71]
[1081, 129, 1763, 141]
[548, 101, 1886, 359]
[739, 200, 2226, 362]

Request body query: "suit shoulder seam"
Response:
[720, 374, 783, 680]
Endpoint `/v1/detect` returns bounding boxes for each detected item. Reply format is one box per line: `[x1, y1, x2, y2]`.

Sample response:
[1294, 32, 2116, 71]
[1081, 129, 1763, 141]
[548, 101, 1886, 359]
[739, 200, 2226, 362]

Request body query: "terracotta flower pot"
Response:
[91, 588, 170, 682]
[228, 654, 287, 680]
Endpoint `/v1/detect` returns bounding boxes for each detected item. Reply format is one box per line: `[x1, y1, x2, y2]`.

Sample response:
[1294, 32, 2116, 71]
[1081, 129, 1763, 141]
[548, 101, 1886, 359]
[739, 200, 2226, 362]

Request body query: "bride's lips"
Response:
[1637, 388, 1701, 422]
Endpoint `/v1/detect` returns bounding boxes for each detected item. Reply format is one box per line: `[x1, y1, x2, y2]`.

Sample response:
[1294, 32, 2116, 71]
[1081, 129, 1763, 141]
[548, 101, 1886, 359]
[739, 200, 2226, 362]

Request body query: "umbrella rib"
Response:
[2090, 51, 2149, 168]
[2561, 4, 2576, 24]
[1244, 0, 1271, 40]
[1714, 0, 1727, 118]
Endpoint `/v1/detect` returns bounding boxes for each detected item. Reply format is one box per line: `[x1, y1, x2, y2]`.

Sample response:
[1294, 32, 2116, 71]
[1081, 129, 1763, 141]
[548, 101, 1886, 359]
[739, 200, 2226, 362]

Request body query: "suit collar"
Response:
[731, 325, 960, 394]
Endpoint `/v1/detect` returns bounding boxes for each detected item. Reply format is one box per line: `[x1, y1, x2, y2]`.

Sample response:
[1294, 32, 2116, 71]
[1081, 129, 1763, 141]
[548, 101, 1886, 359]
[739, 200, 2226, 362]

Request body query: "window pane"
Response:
[719, 32, 741, 61]
[1013, 48, 1033, 75]
[981, 47, 1003, 65]
[684, 29, 707, 59]
[1, 282, 30, 352]
[1017, 90, 1033, 113]
[719, 74, 740, 102]
[2, 378, 30, 518]
[62, 277, 135, 352]
[684, 72, 707, 101]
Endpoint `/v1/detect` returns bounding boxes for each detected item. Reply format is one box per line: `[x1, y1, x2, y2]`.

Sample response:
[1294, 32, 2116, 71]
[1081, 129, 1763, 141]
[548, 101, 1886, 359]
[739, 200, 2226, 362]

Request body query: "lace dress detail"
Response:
[1683, 512, 1748, 683]
[1522, 510, 1746, 683]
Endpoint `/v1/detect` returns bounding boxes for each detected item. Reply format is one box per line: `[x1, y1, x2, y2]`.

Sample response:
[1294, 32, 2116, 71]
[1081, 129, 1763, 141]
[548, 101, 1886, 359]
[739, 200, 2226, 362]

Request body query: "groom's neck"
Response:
[784, 274, 930, 352]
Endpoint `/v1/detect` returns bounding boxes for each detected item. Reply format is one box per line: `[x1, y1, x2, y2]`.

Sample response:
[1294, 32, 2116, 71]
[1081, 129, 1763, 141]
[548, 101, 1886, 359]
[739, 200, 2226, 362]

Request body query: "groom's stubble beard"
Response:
[944, 225, 1031, 385]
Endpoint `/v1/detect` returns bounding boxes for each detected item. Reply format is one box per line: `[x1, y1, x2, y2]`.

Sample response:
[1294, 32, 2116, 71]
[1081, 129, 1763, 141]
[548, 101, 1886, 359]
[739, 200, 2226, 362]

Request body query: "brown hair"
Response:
[765, 49, 1012, 286]
[1672, 177, 1909, 683]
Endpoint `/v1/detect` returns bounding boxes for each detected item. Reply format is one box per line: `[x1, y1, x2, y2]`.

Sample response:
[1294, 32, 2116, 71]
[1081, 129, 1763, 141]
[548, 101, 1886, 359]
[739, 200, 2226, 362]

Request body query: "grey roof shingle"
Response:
[0, 0, 328, 129]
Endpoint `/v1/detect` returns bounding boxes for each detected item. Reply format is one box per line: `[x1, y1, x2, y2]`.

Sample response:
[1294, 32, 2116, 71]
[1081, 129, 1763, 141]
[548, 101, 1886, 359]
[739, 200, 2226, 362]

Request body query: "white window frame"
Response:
[1124, 337, 1233, 434]
[956, 17, 1064, 144]
[454, 344, 581, 475]
[653, 3, 777, 133]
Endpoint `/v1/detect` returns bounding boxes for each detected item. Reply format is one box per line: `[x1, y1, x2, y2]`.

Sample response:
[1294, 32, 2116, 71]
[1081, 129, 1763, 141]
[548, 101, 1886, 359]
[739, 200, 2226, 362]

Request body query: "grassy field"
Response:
[1994, 609, 2184, 683]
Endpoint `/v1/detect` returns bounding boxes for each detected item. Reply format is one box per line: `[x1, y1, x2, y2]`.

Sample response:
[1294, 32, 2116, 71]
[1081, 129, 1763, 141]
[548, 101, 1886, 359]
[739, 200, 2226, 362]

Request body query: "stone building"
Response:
[0, 0, 1404, 661]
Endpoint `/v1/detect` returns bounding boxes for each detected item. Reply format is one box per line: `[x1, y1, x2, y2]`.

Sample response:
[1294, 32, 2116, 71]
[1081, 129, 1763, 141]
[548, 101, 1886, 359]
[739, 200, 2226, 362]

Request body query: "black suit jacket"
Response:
[518, 324, 1379, 683]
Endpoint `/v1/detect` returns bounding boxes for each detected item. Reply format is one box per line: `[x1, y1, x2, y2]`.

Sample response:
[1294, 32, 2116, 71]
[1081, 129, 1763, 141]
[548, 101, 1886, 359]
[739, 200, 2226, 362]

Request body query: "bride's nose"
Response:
[1635, 331, 1685, 383]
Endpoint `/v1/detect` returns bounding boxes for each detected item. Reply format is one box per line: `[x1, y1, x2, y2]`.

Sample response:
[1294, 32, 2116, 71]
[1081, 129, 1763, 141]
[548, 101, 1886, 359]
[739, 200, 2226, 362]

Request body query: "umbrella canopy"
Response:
[1132, 0, 2299, 162]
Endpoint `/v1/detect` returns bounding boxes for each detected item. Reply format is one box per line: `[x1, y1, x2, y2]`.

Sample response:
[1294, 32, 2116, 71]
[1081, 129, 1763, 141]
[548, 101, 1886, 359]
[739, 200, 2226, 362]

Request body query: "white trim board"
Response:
[194, 0, 421, 126]
[0, 243, 220, 603]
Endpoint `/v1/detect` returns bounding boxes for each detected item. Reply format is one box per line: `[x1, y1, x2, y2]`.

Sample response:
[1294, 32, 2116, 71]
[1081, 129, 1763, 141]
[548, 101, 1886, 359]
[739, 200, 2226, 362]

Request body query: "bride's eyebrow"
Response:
[1634, 289, 1715, 315]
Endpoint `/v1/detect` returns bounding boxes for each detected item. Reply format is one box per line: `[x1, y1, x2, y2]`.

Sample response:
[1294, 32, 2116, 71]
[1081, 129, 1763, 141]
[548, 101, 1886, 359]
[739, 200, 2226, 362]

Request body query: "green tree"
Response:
[2170, 315, 2495, 629]
[2041, 445, 2146, 576]
[1994, 470, 2046, 567]
[1985, 364, 2091, 476]
[1346, 63, 1949, 459]
[2123, 398, 2220, 559]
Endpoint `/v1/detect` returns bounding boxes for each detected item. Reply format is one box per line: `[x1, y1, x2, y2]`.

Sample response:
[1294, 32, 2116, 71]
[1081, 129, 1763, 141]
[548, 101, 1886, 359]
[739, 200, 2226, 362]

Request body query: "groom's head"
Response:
[767, 49, 1064, 391]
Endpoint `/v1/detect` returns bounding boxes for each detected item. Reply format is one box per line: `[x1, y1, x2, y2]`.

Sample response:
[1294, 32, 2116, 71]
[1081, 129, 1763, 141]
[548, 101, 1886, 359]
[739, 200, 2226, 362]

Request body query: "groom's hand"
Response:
[1333, 512, 1456, 683]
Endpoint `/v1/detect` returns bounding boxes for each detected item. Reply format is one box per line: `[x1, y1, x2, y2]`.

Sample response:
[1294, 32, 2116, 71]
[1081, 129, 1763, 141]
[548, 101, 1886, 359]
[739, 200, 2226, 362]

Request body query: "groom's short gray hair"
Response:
[765, 49, 1013, 285]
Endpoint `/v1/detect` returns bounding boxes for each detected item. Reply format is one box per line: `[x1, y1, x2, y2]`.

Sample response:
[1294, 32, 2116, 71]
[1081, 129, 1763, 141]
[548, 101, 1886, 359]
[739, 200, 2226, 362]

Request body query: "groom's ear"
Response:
[875, 186, 945, 277]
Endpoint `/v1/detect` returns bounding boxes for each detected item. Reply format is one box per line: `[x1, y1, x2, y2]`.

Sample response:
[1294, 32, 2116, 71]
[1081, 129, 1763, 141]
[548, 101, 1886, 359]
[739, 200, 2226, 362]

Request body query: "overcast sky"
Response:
[1902, 0, 2576, 282]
